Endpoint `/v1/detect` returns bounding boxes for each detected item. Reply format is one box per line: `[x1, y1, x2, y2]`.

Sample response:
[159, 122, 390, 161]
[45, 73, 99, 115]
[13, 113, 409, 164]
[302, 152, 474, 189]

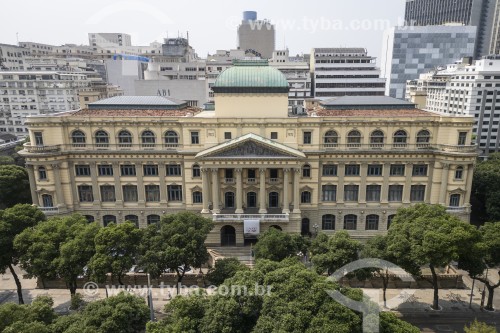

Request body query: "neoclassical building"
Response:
[20, 60, 477, 246]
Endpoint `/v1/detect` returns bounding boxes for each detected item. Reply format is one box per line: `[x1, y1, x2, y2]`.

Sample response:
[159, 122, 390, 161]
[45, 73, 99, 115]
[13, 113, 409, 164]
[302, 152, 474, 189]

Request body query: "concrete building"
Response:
[106, 55, 149, 95]
[310, 48, 385, 98]
[206, 50, 246, 102]
[19, 60, 476, 245]
[89, 33, 132, 48]
[381, 25, 477, 99]
[237, 11, 275, 59]
[406, 56, 500, 157]
[19, 42, 95, 59]
[404, 0, 500, 58]
[270, 50, 312, 111]
[0, 44, 30, 70]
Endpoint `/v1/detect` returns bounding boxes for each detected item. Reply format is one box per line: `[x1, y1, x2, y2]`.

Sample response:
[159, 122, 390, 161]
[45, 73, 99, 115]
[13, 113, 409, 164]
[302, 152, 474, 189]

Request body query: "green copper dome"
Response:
[213, 60, 289, 93]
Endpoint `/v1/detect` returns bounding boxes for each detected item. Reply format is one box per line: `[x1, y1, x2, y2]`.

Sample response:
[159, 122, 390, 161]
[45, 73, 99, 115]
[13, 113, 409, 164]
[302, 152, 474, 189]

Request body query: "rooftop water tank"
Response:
[243, 11, 257, 21]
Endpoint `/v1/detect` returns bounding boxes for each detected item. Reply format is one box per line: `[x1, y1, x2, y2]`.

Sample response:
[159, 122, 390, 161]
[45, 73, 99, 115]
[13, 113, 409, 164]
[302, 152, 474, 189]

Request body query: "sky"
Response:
[0, 0, 405, 62]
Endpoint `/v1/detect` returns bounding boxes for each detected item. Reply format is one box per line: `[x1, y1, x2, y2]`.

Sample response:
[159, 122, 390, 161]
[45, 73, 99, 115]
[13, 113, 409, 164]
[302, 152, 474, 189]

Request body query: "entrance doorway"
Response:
[301, 218, 310, 236]
[220, 225, 236, 246]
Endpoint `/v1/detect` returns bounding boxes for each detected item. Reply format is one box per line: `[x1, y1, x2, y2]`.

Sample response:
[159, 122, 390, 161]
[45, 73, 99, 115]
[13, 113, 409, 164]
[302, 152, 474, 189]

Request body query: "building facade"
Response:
[20, 61, 476, 246]
[0, 44, 31, 70]
[381, 25, 477, 99]
[310, 48, 385, 99]
[406, 56, 500, 158]
[237, 11, 275, 59]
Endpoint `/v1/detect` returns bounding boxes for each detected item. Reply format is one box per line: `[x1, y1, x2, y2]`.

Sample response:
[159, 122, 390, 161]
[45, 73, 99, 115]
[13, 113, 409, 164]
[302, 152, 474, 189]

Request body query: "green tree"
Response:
[0, 165, 31, 209]
[138, 212, 213, 292]
[459, 222, 500, 311]
[0, 295, 56, 332]
[471, 153, 500, 224]
[386, 204, 478, 310]
[310, 231, 362, 275]
[206, 257, 249, 286]
[0, 155, 15, 165]
[88, 222, 142, 285]
[0, 204, 45, 304]
[253, 227, 299, 262]
[464, 319, 498, 333]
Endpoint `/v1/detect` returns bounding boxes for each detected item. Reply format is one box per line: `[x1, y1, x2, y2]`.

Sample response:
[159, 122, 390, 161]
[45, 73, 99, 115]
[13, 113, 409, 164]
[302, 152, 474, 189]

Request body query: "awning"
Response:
[244, 219, 260, 237]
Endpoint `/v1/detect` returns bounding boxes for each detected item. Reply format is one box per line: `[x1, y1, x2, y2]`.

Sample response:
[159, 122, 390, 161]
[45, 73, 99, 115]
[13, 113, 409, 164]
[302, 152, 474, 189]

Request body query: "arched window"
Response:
[102, 215, 116, 227]
[393, 130, 408, 145]
[322, 214, 335, 230]
[141, 131, 156, 147]
[147, 215, 161, 225]
[387, 215, 396, 229]
[124, 215, 139, 227]
[347, 130, 362, 146]
[302, 164, 311, 177]
[193, 191, 203, 204]
[269, 192, 279, 208]
[41, 194, 53, 207]
[416, 130, 431, 144]
[164, 131, 179, 147]
[324, 130, 338, 146]
[366, 215, 379, 230]
[455, 166, 464, 179]
[95, 130, 109, 147]
[225, 192, 235, 208]
[247, 192, 257, 208]
[449, 194, 461, 207]
[71, 130, 86, 147]
[370, 130, 384, 146]
[38, 166, 47, 180]
[118, 130, 132, 146]
[192, 164, 201, 178]
[301, 191, 311, 204]
[344, 215, 357, 230]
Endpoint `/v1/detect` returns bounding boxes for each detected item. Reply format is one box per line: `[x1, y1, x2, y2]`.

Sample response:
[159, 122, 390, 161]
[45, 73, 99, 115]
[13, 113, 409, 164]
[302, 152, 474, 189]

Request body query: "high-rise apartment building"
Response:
[88, 33, 132, 48]
[237, 11, 275, 59]
[310, 48, 385, 98]
[381, 25, 476, 99]
[0, 44, 31, 70]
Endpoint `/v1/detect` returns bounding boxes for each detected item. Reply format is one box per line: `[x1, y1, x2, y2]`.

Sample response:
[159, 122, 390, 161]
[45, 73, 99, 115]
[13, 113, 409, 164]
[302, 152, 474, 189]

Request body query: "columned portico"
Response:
[259, 168, 267, 214]
[235, 168, 244, 214]
[293, 168, 301, 214]
[211, 168, 220, 213]
[201, 167, 210, 213]
[26, 165, 40, 206]
[282, 168, 290, 213]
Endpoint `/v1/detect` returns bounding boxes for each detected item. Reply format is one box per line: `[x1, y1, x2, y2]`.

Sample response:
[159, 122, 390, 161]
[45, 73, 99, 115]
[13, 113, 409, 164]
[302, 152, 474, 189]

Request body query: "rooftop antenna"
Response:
[16, 32, 19, 45]
[187, 31, 189, 44]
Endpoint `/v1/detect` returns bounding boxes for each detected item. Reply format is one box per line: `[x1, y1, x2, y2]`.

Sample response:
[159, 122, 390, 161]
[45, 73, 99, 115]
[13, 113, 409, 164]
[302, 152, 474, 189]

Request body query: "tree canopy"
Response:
[253, 227, 306, 262]
[0, 165, 31, 209]
[471, 153, 500, 224]
[310, 231, 362, 275]
[206, 257, 249, 286]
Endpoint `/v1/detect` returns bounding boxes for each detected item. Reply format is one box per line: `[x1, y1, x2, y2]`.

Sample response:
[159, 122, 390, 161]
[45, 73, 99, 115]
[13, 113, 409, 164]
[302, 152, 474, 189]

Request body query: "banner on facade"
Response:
[243, 219, 260, 237]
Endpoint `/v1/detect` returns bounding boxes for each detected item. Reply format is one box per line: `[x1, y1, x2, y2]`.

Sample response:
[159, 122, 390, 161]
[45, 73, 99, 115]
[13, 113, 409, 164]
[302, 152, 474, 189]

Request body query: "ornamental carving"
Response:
[211, 141, 294, 158]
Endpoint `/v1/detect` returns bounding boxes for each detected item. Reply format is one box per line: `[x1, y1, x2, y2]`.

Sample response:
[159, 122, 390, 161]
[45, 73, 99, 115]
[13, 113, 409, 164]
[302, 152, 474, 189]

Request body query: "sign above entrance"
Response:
[244, 219, 260, 237]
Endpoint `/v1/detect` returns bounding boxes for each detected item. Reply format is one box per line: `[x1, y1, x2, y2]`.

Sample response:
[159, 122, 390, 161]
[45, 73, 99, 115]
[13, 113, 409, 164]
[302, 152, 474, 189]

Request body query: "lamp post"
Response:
[312, 223, 319, 238]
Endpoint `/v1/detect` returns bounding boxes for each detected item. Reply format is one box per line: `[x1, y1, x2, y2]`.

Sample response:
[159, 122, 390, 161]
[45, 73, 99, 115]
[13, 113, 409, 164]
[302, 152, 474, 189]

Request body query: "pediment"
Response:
[196, 133, 306, 159]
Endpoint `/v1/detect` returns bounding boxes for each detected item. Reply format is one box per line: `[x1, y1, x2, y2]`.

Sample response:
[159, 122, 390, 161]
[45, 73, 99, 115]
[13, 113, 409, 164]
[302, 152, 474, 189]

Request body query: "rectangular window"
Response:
[75, 165, 91, 176]
[322, 164, 338, 176]
[366, 185, 381, 202]
[166, 164, 182, 176]
[390, 164, 405, 176]
[410, 185, 426, 202]
[167, 185, 183, 201]
[367, 165, 383, 176]
[303, 131, 312, 144]
[271, 132, 278, 140]
[224, 132, 232, 140]
[388, 185, 403, 202]
[143, 165, 159, 176]
[191, 131, 199, 144]
[78, 185, 93, 202]
[412, 165, 428, 176]
[344, 185, 359, 201]
[247, 169, 256, 179]
[34, 131, 43, 145]
[100, 185, 116, 202]
[145, 185, 160, 202]
[98, 164, 113, 176]
[345, 164, 360, 176]
[123, 185, 138, 202]
[322, 185, 337, 202]
[193, 191, 203, 203]
[120, 164, 136, 176]
[458, 132, 468, 145]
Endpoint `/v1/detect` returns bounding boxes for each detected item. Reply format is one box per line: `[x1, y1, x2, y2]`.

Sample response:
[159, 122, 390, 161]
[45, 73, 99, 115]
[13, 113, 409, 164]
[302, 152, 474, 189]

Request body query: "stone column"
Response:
[259, 168, 267, 214]
[337, 163, 345, 204]
[282, 168, 290, 213]
[201, 167, 210, 213]
[112, 162, 123, 207]
[135, 162, 145, 204]
[465, 164, 474, 204]
[235, 168, 243, 214]
[439, 163, 450, 205]
[68, 162, 79, 208]
[212, 168, 220, 213]
[158, 162, 167, 204]
[91, 162, 101, 207]
[293, 168, 301, 214]
[26, 165, 39, 206]
[380, 163, 390, 204]
[403, 163, 413, 203]
[51, 163, 66, 209]
[359, 163, 368, 203]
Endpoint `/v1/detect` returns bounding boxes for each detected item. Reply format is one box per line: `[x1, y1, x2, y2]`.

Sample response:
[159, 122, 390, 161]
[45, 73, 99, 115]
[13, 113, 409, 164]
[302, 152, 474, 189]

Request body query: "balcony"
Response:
[23, 143, 184, 154]
[446, 206, 469, 214]
[23, 143, 61, 153]
[213, 213, 289, 222]
[39, 207, 59, 215]
[246, 178, 257, 184]
[321, 143, 477, 154]
[225, 178, 235, 184]
[268, 178, 280, 184]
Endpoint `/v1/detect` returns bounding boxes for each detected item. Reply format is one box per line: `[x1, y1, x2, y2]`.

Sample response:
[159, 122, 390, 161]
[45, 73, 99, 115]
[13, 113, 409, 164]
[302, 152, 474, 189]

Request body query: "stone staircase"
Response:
[208, 247, 255, 267]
